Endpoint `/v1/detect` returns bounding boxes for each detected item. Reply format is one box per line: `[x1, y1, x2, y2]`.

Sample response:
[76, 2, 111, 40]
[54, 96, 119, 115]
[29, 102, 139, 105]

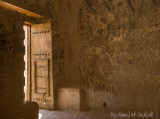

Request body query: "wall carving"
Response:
[78, 0, 160, 111]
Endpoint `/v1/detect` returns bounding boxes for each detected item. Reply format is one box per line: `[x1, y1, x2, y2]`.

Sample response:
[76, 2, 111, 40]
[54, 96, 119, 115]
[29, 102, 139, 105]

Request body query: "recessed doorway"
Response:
[23, 22, 54, 110]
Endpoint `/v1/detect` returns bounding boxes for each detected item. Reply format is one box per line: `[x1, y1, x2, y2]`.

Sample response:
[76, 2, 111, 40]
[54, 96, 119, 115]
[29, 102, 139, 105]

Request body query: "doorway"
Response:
[23, 22, 54, 110]
[23, 25, 27, 101]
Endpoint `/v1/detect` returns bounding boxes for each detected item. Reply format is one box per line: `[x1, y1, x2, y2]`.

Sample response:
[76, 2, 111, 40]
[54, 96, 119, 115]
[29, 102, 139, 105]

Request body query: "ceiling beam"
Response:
[0, 1, 44, 19]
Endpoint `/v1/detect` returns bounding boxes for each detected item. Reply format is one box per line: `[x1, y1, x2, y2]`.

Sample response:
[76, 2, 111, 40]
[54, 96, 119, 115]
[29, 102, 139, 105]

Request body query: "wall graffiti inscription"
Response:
[78, 0, 160, 96]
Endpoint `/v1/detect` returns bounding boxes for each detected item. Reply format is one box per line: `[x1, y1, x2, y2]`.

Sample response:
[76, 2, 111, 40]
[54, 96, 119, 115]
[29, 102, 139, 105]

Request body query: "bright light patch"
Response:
[39, 113, 42, 119]
[23, 25, 28, 101]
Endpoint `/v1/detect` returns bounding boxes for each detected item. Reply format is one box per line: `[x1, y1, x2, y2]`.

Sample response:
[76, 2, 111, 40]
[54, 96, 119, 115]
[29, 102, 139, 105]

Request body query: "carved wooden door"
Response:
[31, 23, 53, 109]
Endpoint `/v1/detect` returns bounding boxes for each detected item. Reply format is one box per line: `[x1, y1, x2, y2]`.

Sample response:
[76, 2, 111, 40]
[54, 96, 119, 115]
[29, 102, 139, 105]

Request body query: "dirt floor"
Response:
[39, 109, 111, 119]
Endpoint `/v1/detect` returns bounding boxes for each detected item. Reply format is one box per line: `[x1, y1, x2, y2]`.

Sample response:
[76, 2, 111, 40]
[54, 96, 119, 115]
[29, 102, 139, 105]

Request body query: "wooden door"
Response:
[31, 23, 53, 109]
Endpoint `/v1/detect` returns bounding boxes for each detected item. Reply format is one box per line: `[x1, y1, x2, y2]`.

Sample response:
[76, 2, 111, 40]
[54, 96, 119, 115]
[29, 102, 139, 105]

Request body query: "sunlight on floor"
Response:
[39, 109, 110, 119]
[39, 113, 42, 119]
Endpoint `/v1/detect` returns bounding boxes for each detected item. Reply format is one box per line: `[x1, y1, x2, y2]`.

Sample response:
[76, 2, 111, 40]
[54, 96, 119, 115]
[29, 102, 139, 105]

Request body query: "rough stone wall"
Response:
[0, 9, 25, 117]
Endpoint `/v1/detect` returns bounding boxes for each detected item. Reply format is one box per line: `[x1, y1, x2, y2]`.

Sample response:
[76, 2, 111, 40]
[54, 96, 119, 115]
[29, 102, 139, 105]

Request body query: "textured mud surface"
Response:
[0, 0, 159, 117]
[77, 0, 160, 111]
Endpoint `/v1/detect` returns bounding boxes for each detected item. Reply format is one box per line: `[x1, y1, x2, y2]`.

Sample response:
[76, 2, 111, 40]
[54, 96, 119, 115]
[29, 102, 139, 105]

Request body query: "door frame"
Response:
[24, 20, 53, 103]
[24, 24, 31, 101]
[25, 21, 54, 109]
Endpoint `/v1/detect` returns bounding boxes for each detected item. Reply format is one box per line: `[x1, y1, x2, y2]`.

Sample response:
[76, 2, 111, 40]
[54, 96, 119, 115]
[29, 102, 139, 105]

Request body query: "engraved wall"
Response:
[51, 0, 160, 113]
[78, 0, 160, 112]
[0, 0, 159, 115]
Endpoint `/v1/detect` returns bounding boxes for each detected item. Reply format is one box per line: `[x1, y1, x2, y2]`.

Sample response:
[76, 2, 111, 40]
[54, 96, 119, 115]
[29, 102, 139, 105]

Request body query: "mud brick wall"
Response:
[57, 88, 80, 111]
[52, 19, 65, 85]
[0, 0, 159, 115]
[52, 0, 160, 113]
[0, 10, 25, 117]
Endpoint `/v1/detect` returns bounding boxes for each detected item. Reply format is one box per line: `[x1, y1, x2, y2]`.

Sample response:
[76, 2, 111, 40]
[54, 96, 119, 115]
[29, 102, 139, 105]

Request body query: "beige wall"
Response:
[52, 0, 160, 113]
[0, 9, 25, 117]
[0, 0, 159, 116]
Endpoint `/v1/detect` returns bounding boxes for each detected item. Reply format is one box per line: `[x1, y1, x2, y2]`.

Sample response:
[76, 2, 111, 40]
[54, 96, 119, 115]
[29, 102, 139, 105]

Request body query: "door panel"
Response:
[34, 59, 49, 95]
[31, 23, 53, 109]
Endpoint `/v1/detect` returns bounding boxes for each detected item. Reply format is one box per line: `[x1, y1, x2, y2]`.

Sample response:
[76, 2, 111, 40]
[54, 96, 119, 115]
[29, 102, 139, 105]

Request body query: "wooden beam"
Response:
[0, 1, 44, 18]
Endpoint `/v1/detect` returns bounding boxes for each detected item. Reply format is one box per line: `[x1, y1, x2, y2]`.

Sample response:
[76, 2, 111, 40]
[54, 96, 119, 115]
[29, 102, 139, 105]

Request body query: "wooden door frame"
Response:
[25, 24, 31, 101]
[25, 20, 53, 102]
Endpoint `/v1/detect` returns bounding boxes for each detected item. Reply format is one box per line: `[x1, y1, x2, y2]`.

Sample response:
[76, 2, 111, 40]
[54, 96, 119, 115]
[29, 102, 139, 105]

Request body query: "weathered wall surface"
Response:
[52, 0, 160, 113]
[0, 0, 159, 116]
[0, 9, 25, 117]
